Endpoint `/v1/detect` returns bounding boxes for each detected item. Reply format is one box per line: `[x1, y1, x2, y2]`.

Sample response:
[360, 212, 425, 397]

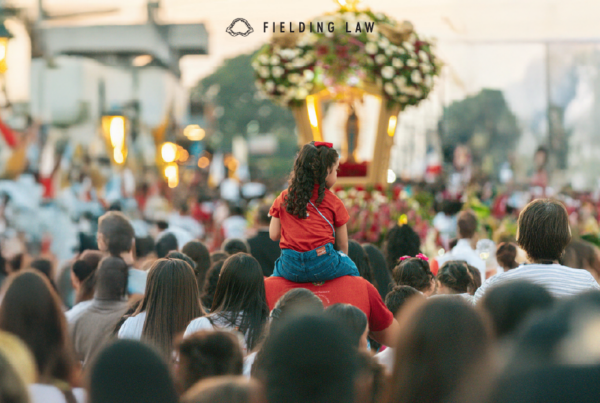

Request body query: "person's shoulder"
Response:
[185, 316, 212, 336]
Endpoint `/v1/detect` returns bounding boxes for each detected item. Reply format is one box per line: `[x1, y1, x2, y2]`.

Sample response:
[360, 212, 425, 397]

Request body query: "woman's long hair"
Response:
[182, 241, 212, 291]
[348, 240, 374, 284]
[201, 259, 226, 311]
[387, 298, 491, 403]
[284, 142, 338, 219]
[364, 244, 395, 299]
[210, 254, 269, 351]
[0, 270, 75, 384]
[135, 259, 203, 358]
[72, 250, 103, 304]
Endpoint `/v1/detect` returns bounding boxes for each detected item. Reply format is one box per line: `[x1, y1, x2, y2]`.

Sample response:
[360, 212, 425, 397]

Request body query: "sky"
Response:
[9, 0, 600, 88]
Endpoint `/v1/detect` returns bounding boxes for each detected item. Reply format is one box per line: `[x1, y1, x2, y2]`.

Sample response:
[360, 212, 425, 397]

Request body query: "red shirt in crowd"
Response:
[264, 276, 394, 332]
[269, 185, 349, 252]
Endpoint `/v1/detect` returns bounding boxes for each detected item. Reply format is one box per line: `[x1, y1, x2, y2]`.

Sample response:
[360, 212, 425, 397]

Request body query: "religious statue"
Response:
[345, 104, 359, 164]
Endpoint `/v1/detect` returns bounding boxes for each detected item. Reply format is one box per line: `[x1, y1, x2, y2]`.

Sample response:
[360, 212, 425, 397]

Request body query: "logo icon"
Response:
[226, 18, 254, 37]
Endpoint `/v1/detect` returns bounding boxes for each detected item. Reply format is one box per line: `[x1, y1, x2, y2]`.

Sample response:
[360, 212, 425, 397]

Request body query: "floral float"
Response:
[252, 1, 441, 187]
[252, 8, 441, 109]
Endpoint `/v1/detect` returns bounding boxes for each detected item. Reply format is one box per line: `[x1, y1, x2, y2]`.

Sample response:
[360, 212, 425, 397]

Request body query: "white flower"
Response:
[280, 49, 296, 59]
[399, 95, 409, 103]
[392, 58, 404, 68]
[366, 32, 378, 42]
[414, 89, 423, 98]
[393, 75, 407, 87]
[288, 73, 301, 84]
[293, 58, 306, 68]
[272, 66, 285, 78]
[303, 69, 315, 81]
[265, 81, 275, 92]
[270, 55, 281, 65]
[375, 54, 387, 65]
[404, 42, 414, 52]
[259, 67, 270, 78]
[384, 82, 396, 95]
[418, 50, 429, 61]
[296, 88, 309, 99]
[406, 59, 418, 68]
[411, 70, 422, 84]
[378, 37, 390, 48]
[381, 66, 395, 79]
[424, 75, 433, 87]
[258, 54, 269, 64]
[365, 42, 378, 55]
[422, 64, 431, 74]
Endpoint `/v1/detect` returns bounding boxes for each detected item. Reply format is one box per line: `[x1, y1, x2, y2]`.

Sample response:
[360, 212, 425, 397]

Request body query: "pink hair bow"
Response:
[314, 141, 333, 148]
[399, 254, 429, 262]
[416, 253, 429, 262]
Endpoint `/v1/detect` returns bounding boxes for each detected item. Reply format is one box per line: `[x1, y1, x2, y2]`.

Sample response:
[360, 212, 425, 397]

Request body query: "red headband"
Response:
[314, 141, 333, 148]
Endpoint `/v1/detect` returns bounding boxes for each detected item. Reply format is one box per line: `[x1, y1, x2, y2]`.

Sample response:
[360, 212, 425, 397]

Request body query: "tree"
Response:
[191, 52, 298, 187]
[438, 89, 521, 175]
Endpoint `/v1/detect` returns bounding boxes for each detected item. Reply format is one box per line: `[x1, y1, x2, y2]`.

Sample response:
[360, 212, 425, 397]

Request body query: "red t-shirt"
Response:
[269, 185, 349, 252]
[264, 276, 394, 332]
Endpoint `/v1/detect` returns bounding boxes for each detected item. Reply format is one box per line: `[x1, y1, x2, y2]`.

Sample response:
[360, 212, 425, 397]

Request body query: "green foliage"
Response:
[439, 89, 521, 171]
[191, 52, 296, 151]
[191, 52, 298, 186]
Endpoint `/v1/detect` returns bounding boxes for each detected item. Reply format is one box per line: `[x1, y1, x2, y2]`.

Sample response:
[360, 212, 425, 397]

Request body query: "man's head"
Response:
[97, 212, 135, 257]
[255, 205, 271, 228]
[517, 198, 571, 262]
[156, 233, 178, 259]
[221, 238, 250, 255]
[457, 210, 478, 240]
[94, 256, 129, 300]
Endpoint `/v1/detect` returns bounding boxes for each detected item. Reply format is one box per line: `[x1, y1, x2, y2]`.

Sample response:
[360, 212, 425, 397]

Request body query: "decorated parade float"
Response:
[252, 0, 441, 187]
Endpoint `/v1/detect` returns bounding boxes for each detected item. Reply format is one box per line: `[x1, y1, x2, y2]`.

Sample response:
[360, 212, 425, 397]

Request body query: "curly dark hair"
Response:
[392, 258, 433, 292]
[284, 142, 339, 219]
[385, 225, 421, 271]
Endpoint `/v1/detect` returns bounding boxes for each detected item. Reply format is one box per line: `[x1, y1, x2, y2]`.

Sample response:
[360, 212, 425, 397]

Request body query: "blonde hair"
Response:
[0, 331, 37, 384]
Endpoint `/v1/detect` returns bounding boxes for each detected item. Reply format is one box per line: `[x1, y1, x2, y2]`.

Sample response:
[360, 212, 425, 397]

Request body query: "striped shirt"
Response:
[474, 263, 600, 303]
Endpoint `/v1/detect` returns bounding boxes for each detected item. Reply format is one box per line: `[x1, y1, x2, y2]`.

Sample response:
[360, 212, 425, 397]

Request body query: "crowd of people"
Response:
[0, 141, 600, 403]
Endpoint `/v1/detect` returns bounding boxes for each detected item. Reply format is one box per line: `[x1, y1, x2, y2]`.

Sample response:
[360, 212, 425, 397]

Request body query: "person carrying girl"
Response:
[269, 141, 359, 283]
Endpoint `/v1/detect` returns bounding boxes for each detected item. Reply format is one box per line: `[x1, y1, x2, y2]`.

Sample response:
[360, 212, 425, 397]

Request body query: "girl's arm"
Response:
[335, 224, 349, 255]
[270, 217, 282, 241]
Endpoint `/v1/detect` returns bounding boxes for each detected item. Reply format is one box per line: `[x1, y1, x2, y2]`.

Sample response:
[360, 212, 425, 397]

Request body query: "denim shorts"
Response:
[272, 243, 360, 283]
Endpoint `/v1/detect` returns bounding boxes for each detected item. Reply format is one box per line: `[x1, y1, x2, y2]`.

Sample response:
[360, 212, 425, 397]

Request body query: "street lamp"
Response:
[0, 20, 12, 74]
[101, 114, 128, 165]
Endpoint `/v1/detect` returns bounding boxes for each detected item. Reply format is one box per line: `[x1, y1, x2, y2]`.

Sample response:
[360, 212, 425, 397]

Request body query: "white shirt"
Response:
[185, 313, 248, 354]
[222, 216, 247, 239]
[437, 239, 487, 281]
[65, 301, 93, 323]
[118, 311, 147, 340]
[243, 352, 257, 378]
[474, 263, 600, 303]
[375, 348, 395, 373]
[29, 384, 86, 403]
[168, 214, 204, 239]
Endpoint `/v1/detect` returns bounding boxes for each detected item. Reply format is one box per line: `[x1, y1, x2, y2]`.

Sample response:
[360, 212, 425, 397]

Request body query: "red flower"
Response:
[317, 45, 329, 56]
